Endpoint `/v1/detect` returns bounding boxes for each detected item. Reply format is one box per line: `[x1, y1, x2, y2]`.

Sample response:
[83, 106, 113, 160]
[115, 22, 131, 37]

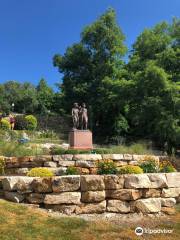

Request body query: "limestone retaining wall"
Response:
[0, 173, 180, 215]
[3, 154, 167, 175]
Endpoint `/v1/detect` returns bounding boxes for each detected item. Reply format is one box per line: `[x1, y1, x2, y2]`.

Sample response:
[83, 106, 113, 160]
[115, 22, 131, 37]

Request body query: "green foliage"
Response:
[66, 166, 80, 175]
[0, 119, 11, 130]
[50, 147, 92, 155]
[38, 130, 59, 139]
[118, 165, 143, 174]
[15, 115, 27, 130]
[36, 79, 54, 114]
[25, 115, 37, 130]
[97, 160, 118, 175]
[0, 142, 47, 157]
[53, 8, 127, 140]
[27, 168, 54, 177]
[159, 160, 177, 173]
[139, 156, 159, 173]
[0, 157, 5, 175]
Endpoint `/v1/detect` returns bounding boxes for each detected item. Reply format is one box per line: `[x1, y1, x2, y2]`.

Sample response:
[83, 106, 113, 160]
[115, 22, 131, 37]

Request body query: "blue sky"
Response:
[0, 0, 179, 89]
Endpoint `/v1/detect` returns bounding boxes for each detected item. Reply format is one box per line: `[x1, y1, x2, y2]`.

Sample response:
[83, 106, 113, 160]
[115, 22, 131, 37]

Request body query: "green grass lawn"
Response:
[0, 199, 180, 240]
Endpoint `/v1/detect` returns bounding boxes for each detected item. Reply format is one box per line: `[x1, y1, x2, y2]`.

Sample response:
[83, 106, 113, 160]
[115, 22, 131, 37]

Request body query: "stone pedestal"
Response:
[69, 130, 93, 150]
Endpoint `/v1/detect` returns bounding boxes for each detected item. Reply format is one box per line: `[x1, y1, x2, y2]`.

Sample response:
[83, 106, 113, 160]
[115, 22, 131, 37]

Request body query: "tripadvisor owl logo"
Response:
[135, 227, 144, 236]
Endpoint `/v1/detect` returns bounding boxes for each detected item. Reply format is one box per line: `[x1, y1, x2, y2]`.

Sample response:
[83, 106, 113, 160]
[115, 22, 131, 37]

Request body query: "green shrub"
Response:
[39, 130, 59, 139]
[51, 147, 67, 155]
[0, 119, 11, 130]
[66, 166, 80, 175]
[0, 142, 47, 157]
[94, 148, 111, 154]
[25, 115, 37, 131]
[0, 158, 5, 175]
[27, 168, 54, 177]
[118, 165, 143, 174]
[15, 115, 27, 130]
[97, 160, 118, 175]
[51, 147, 91, 155]
[139, 155, 158, 173]
[159, 160, 176, 173]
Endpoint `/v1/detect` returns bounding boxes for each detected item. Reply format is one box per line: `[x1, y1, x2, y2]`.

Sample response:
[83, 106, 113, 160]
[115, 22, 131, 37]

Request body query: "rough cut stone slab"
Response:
[26, 193, 45, 204]
[161, 188, 180, 198]
[75, 160, 96, 168]
[45, 204, 76, 215]
[166, 173, 180, 188]
[89, 168, 98, 174]
[44, 192, 81, 205]
[58, 161, 75, 167]
[107, 200, 130, 213]
[123, 154, 133, 161]
[79, 168, 90, 175]
[128, 161, 138, 166]
[161, 207, 176, 215]
[81, 175, 105, 191]
[54, 167, 67, 175]
[124, 174, 151, 189]
[5, 157, 20, 168]
[2, 177, 20, 191]
[52, 176, 80, 192]
[142, 189, 161, 198]
[34, 155, 52, 162]
[135, 198, 161, 213]
[73, 154, 102, 161]
[4, 191, 24, 203]
[104, 175, 124, 189]
[76, 201, 106, 214]
[161, 198, 176, 207]
[132, 155, 146, 161]
[15, 168, 29, 175]
[16, 177, 34, 193]
[115, 161, 128, 166]
[106, 189, 142, 200]
[102, 154, 124, 160]
[44, 162, 57, 168]
[81, 191, 105, 203]
[147, 173, 168, 188]
[31, 178, 52, 193]
[53, 155, 73, 162]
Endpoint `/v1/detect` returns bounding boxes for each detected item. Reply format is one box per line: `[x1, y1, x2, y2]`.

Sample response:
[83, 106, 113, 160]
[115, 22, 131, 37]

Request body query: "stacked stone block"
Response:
[2, 154, 167, 176]
[1, 173, 180, 215]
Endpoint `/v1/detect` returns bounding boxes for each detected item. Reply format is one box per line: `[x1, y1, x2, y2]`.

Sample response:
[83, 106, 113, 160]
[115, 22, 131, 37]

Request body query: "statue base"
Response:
[69, 130, 93, 150]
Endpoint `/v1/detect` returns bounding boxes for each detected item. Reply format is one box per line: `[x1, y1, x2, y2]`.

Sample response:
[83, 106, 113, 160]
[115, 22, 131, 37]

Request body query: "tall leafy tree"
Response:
[53, 8, 127, 141]
[127, 20, 180, 152]
[36, 78, 54, 114]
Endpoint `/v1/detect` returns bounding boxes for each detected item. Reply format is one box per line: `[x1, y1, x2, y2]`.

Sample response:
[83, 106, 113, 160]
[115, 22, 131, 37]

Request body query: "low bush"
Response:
[139, 155, 159, 173]
[0, 157, 5, 175]
[97, 160, 118, 175]
[50, 147, 67, 155]
[27, 168, 54, 177]
[51, 147, 91, 155]
[159, 160, 176, 173]
[94, 148, 111, 154]
[39, 130, 59, 139]
[15, 115, 27, 130]
[25, 115, 37, 131]
[118, 165, 143, 174]
[66, 166, 80, 175]
[0, 142, 48, 157]
[0, 119, 11, 130]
